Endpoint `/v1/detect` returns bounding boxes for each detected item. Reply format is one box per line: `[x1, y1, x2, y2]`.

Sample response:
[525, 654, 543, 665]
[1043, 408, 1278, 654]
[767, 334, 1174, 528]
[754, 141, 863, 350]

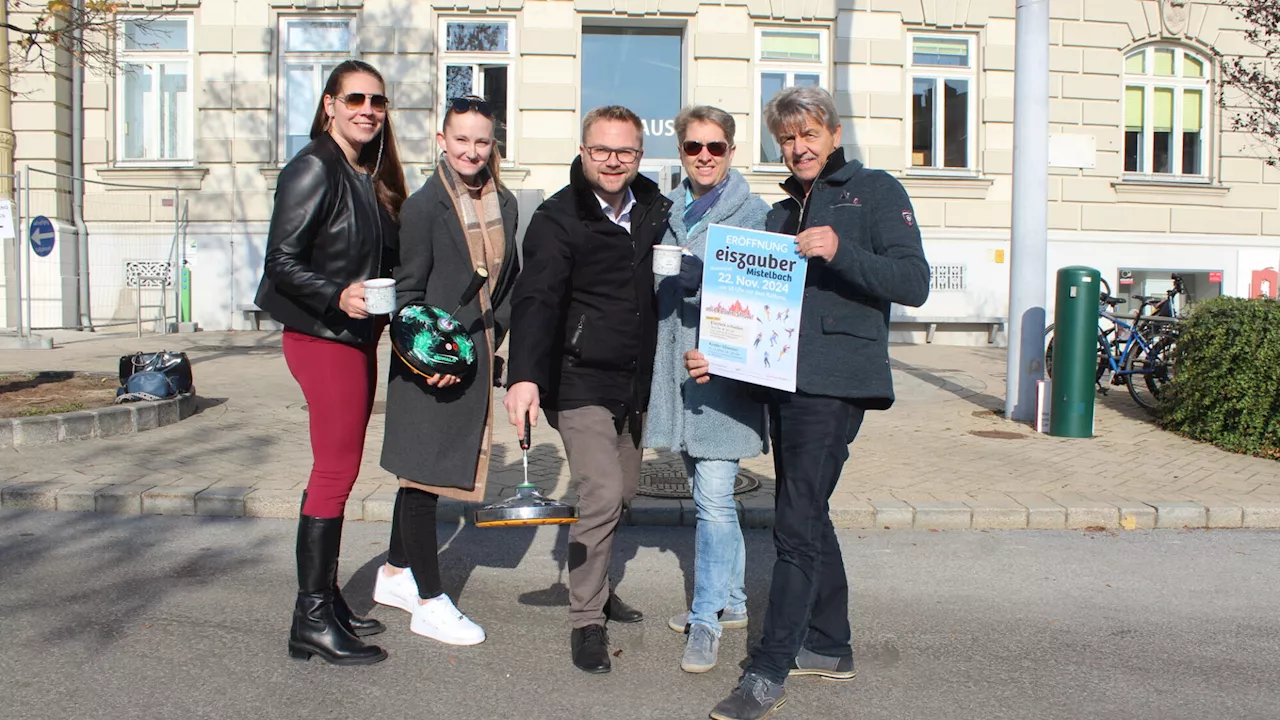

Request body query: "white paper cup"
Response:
[653, 245, 684, 277]
[363, 278, 396, 315]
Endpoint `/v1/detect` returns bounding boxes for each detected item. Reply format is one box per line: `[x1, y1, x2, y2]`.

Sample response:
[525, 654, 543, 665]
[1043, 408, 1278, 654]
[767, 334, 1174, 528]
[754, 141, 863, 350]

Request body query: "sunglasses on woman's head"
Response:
[682, 140, 730, 157]
[338, 93, 390, 111]
[449, 96, 493, 117]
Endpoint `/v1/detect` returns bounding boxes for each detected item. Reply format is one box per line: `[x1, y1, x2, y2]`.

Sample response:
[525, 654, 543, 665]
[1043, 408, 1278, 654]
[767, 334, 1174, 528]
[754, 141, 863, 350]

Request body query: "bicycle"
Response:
[1045, 275, 1186, 379]
[1044, 275, 1183, 412]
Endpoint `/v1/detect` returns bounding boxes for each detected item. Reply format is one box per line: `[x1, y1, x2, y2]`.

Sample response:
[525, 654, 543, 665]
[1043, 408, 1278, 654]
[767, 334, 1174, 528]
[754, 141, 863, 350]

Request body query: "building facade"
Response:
[3, 0, 1277, 342]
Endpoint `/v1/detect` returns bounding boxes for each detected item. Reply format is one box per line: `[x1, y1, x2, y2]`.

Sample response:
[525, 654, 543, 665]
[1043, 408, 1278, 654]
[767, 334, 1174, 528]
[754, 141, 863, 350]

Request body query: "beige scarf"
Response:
[437, 154, 505, 306]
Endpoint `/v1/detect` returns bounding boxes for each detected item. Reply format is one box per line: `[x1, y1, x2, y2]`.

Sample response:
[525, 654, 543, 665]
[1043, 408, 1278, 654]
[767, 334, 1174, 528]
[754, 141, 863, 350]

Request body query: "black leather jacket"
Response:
[255, 132, 397, 345]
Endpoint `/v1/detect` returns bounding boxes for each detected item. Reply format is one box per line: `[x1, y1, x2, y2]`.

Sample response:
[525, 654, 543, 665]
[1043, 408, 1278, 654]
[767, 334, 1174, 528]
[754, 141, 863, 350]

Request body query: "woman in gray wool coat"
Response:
[644, 105, 770, 674]
[373, 97, 519, 647]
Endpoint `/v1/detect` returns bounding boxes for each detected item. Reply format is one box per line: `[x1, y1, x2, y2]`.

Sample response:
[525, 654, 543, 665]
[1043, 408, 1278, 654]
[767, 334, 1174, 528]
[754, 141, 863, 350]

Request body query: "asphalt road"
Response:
[1, 511, 1277, 720]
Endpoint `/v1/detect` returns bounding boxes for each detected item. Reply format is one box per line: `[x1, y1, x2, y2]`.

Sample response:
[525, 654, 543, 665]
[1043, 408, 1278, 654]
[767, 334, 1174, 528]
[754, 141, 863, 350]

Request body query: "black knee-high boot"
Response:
[298, 492, 386, 638]
[330, 517, 386, 638]
[288, 514, 387, 665]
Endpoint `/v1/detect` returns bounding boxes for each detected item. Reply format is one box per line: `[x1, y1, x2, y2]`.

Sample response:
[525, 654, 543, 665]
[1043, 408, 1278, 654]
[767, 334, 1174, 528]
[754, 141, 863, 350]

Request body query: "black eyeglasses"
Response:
[338, 93, 390, 111]
[448, 96, 493, 117]
[682, 140, 730, 157]
[585, 146, 641, 164]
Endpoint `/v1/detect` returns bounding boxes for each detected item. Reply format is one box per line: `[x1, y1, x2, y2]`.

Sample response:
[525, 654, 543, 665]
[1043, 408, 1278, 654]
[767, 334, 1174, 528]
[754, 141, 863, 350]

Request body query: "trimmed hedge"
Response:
[1161, 296, 1280, 459]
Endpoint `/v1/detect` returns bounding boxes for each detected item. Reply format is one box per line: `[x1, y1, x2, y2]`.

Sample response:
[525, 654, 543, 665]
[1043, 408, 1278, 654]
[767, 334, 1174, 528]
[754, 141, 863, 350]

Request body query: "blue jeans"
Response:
[683, 454, 747, 635]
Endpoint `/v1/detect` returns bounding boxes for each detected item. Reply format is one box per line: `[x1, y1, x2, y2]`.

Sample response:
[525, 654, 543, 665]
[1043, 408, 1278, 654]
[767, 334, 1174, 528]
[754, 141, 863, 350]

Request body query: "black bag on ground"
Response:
[118, 351, 195, 396]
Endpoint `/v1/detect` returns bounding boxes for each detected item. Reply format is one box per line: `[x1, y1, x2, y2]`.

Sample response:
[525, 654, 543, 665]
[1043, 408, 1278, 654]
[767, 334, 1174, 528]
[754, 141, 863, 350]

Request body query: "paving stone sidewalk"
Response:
[2, 329, 1277, 530]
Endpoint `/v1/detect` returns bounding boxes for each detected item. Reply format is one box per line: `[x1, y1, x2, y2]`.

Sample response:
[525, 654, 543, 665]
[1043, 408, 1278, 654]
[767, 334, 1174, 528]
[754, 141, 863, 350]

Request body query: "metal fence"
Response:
[20, 167, 183, 336]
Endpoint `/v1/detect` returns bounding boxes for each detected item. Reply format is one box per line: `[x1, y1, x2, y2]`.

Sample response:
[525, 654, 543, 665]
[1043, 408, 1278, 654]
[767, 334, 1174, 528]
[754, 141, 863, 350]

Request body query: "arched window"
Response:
[1123, 46, 1209, 178]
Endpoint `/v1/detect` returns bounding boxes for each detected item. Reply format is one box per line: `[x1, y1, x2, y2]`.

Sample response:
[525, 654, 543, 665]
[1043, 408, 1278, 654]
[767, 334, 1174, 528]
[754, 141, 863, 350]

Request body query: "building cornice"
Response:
[95, 166, 209, 191]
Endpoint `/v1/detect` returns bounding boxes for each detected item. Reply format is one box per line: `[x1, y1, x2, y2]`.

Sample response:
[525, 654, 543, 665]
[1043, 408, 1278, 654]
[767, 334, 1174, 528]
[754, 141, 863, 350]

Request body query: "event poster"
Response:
[697, 224, 807, 392]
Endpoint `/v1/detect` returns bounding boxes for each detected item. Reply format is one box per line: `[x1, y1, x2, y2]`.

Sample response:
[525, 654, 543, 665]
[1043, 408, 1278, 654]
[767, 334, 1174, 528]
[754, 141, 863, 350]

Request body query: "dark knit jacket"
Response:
[768, 149, 930, 408]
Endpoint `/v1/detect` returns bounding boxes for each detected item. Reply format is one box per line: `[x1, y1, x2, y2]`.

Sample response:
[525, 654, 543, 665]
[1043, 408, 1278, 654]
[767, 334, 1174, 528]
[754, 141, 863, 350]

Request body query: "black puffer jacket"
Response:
[255, 132, 397, 345]
[507, 158, 672, 421]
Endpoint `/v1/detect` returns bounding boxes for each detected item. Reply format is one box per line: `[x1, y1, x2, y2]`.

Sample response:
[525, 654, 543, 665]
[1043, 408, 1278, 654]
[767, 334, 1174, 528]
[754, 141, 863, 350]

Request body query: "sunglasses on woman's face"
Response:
[449, 96, 493, 117]
[338, 93, 390, 111]
[682, 140, 730, 157]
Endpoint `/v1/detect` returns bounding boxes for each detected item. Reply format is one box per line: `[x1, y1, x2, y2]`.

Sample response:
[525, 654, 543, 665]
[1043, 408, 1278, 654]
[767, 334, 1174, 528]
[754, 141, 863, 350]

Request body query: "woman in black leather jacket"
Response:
[254, 60, 406, 666]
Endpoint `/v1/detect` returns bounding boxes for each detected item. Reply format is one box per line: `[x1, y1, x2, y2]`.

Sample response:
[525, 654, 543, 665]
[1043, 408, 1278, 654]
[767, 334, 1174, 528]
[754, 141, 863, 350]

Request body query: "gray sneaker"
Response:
[667, 608, 749, 633]
[709, 672, 787, 720]
[788, 646, 856, 681]
[681, 623, 720, 673]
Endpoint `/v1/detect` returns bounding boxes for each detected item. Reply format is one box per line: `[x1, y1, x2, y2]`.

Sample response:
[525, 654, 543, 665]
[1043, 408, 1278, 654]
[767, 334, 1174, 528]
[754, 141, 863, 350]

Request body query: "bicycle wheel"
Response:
[1125, 334, 1176, 412]
[1046, 326, 1110, 382]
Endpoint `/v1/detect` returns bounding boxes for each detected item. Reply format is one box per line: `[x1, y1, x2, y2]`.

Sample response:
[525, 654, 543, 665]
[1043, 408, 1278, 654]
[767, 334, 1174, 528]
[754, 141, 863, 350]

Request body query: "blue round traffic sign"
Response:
[29, 216, 56, 258]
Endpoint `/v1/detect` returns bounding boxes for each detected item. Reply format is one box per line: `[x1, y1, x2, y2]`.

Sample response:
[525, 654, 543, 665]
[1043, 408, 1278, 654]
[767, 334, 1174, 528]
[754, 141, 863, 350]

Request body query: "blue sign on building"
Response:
[29, 216, 56, 258]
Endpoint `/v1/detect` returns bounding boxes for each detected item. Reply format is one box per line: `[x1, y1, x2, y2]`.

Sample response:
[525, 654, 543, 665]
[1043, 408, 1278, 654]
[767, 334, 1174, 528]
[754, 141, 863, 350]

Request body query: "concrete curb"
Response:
[0, 393, 197, 448]
[2, 481, 1279, 530]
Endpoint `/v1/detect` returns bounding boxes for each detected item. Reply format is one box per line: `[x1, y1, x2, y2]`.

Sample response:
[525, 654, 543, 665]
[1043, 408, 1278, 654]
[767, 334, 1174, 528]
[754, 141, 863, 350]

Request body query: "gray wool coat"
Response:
[380, 170, 519, 497]
[643, 169, 770, 460]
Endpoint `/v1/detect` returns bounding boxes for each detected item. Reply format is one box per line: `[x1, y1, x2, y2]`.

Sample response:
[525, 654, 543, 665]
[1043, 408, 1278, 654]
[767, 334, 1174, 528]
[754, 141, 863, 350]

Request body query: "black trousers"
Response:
[386, 487, 444, 600]
[748, 391, 865, 684]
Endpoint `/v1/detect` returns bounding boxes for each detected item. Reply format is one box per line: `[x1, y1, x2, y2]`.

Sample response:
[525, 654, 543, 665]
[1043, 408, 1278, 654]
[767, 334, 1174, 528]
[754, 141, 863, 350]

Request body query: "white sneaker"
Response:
[373, 565, 418, 614]
[410, 594, 486, 646]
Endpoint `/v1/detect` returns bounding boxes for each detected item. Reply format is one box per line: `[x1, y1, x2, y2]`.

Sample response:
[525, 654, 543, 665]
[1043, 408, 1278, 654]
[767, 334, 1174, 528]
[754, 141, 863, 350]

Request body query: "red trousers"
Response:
[283, 328, 380, 518]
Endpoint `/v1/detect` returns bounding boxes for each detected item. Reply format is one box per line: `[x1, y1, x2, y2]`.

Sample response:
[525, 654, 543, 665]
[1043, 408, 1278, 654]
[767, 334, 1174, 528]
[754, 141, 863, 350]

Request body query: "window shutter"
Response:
[1183, 90, 1202, 133]
[1125, 86, 1144, 130]
[1154, 88, 1174, 132]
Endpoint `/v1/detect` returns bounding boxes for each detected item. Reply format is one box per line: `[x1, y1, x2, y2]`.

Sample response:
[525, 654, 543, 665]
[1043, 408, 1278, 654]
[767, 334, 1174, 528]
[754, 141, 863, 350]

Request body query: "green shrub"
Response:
[1161, 296, 1280, 458]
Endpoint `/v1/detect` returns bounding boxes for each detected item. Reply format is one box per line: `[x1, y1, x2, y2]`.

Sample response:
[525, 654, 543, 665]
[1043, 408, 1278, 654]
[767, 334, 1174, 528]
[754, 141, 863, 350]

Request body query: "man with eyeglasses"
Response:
[686, 86, 930, 719]
[504, 105, 672, 674]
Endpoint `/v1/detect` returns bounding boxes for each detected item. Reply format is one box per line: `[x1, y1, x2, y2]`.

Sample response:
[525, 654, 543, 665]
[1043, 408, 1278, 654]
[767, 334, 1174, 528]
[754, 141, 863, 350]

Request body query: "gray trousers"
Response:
[547, 405, 642, 629]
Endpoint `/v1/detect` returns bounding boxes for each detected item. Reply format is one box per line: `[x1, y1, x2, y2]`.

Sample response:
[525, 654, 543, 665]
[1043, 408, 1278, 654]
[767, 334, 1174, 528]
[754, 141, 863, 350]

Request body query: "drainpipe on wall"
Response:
[71, 0, 92, 330]
[0, 3, 14, 197]
[1, 2, 20, 329]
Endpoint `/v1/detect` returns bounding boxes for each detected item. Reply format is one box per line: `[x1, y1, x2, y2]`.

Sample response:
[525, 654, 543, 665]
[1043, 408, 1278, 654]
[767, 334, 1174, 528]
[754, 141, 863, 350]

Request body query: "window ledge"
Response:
[96, 166, 208, 191]
[261, 166, 283, 191]
[898, 173, 993, 199]
[1112, 179, 1228, 203]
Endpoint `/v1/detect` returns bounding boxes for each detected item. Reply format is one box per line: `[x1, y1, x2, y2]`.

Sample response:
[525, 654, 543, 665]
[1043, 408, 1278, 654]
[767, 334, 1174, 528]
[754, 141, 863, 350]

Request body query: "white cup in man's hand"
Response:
[362, 278, 396, 315]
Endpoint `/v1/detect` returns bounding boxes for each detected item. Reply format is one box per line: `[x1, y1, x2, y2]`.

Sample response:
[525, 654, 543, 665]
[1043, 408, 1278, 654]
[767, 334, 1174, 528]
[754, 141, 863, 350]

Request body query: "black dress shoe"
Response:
[604, 593, 643, 623]
[571, 624, 611, 674]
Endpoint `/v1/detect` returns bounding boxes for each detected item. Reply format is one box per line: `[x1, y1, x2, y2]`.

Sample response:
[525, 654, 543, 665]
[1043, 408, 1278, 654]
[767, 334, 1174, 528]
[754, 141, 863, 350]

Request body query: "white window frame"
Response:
[115, 15, 195, 166]
[276, 15, 358, 164]
[753, 26, 830, 171]
[438, 16, 517, 165]
[1122, 45, 1210, 181]
[906, 34, 978, 174]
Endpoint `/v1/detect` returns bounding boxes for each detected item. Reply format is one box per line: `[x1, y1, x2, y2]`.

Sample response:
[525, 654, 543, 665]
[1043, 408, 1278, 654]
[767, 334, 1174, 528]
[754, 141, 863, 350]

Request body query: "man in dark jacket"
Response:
[689, 86, 930, 720]
[504, 105, 672, 674]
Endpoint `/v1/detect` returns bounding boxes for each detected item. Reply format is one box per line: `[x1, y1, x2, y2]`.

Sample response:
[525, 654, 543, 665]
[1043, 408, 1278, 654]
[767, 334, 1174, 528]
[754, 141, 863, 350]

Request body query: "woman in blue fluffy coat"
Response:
[645, 105, 770, 674]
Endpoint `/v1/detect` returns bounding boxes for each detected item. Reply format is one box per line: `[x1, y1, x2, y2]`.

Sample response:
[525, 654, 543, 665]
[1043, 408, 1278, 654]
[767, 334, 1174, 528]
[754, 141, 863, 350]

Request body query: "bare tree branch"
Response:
[4, 0, 171, 81]
[1220, 0, 1280, 166]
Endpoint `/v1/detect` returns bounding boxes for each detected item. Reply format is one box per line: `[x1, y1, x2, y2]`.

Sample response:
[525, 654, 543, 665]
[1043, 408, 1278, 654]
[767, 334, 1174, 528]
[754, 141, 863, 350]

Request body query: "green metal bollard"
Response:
[1049, 266, 1100, 438]
[180, 265, 192, 323]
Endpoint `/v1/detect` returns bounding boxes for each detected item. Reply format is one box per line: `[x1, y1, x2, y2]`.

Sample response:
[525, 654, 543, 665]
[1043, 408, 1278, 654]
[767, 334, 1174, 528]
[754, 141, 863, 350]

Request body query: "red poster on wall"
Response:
[1252, 268, 1278, 299]
[1208, 271, 1223, 283]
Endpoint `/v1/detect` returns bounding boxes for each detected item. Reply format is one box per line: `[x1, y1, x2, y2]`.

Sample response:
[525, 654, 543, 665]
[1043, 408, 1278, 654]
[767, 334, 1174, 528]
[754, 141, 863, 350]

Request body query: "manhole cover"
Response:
[968, 430, 1027, 440]
[636, 452, 762, 499]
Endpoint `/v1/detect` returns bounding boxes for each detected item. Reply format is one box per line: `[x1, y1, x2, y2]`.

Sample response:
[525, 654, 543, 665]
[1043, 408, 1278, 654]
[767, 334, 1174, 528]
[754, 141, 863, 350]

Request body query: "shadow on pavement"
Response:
[891, 357, 1005, 410]
[0, 510, 272, 654]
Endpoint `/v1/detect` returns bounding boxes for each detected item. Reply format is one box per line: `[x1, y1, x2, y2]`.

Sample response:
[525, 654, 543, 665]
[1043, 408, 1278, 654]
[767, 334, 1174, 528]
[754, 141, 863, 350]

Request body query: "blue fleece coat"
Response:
[643, 169, 770, 460]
